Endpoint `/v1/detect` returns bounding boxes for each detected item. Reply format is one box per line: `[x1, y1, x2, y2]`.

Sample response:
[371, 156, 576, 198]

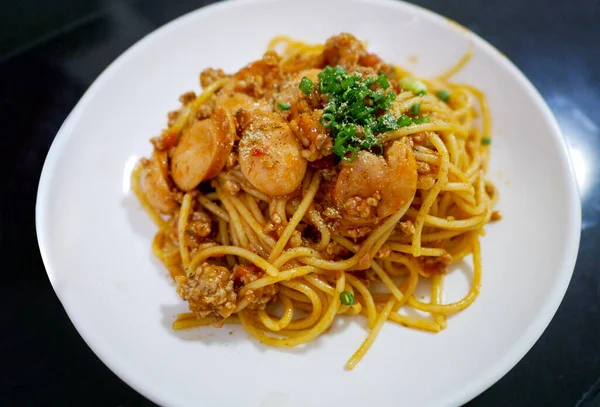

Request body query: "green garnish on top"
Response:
[314, 66, 431, 161]
[399, 77, 427, 95]
[340, 291, 355, 306]
[300, 66, 430, 161]
[299, 76, 314, 94]
[481, 137, 491, 145]
[410, 103, 421, 116]
[437, 89, 451, 102]
[316, 66, 399, 160]
[277, 102, 291, 111]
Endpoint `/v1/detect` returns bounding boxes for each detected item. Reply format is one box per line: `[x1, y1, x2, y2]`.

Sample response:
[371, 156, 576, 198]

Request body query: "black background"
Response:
[1, 0, 599, 406]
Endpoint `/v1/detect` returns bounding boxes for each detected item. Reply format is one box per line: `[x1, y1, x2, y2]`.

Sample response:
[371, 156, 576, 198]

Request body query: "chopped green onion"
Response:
[316, 65, 399, 159]
[410, 103, 421, 116]
[481, 137, 491, 145]
[377, 73, 390, 89]
[340, 291, 355, 306]
[277, 102, 291, 111]
[363, 76, 376, 87]
[377, 113, 399, 132]
[399, 77, 428, 95]
[437, 89, 451, 102]
[299, 76, 314, 94]
[332, 124, 359, 161]
[397, 114, 412, 127]
[413, 116, 430, 124]
[320, 113, 336, 128]
[396, 114, 429, 127]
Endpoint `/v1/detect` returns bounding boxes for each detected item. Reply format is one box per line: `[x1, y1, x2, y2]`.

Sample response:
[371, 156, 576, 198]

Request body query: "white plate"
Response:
[36, 0, 581, 406]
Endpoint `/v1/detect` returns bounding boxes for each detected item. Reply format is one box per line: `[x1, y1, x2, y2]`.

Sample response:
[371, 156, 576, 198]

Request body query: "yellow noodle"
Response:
[431, 274, 447, 329]
[198, 194, 230, 222]
[346, 297, 395, 370]
[258, 295, 294, 331]
[413, 133, 450, 256]
[177, 193, 193, 267]
[187, 245, 279, 277]
[131, 163, 165, 228]
[280, 281, 324, 330]
[268, 171, 321, 262]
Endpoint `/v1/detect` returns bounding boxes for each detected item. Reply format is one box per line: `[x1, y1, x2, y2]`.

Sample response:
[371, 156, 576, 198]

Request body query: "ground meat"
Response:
[416, 161, 431, 175]
[233, 264, 278, 310]
[167, 110, 179, 127]
[179, 91, 197, 105]
[322, 33, 367, 70]
[270, 213, 283, 226]
[290, 111, 333, 162]
[263, 222, 277, 233]
[288, 230, 303, 248]
[176, 263, 237, 325]
[196, 101, 215, 120]
[358, 52, 384, 69]
[233, 52, 281, 98]
[183, 210, 213, 249]
[342, 194, 381, 219]
[310, 155, 335, 170]
[350, 66, 378, 80]
[222, 179, 241, 194]
[491, 210, 502, 221]
[233, 264, 261, 285]
[184, 220, 211, 240]
[352, 253, 372, 270]
[417, 253, 453, 277]
[226, 151, 238, 169]
[200, 68, 228, 88]
[341, 225, 374, 239]
[417, 174, 436, 190]
[325, 241, 352, 258]
[376, 244, 391, 258]
[322, 206, 341, 220]
[321, 167, 338, 182]
[411, 132, 430, 145]
[398, 220, 416, 235]
[150, 131, 178, 151]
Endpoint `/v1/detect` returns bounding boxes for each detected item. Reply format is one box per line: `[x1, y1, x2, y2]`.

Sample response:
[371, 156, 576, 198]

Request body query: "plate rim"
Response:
[35, 0, 582, 405]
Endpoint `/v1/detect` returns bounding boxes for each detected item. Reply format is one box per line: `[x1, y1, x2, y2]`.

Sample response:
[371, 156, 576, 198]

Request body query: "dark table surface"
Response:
[2, 0, 599, 406]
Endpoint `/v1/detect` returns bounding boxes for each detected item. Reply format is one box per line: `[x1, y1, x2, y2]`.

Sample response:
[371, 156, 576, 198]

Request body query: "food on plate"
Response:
[132, 33, 499, 369]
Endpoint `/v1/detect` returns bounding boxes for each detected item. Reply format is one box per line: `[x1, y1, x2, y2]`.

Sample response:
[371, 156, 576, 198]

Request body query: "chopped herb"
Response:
[397, 114, 413, 127]
[437, 89, 451, 102]
[332, 124, 359, 160]
[399, 77, 428, 95]
[320, 113, 336, 128]
[481, 137, 492, 145]
[277, 102, 291, 111]
[410, 103, 421, 115]
[377, 73, 390, 89]
[316, 66, 401, 160]
[340, 291, 355, 306]
[377, 113, 399, 132]
[185, 229, 197, 237]
[315, 67, 433, 161]
[397, 114, 430, 127]
[299, 76, 314, 94]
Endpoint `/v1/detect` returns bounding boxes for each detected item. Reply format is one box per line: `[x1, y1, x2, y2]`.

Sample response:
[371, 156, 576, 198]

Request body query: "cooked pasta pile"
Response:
[132, 34, 499, 369]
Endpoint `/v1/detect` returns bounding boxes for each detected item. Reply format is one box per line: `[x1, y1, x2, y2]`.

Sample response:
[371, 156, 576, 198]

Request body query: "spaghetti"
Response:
[132, 33, 499, 369]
